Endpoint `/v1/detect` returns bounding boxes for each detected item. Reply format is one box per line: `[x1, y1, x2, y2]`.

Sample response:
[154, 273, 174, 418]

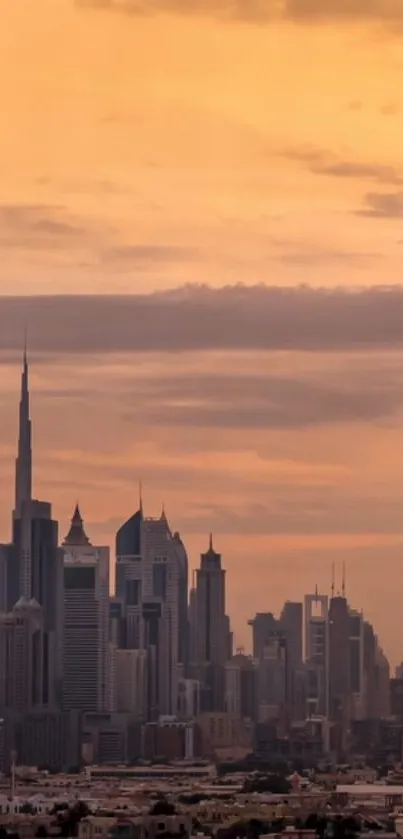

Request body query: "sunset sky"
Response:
[2, 0, 403, 661]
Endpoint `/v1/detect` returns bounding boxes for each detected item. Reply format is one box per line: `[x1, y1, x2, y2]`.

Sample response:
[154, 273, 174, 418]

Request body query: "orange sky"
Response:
[2, 0, 403, 662]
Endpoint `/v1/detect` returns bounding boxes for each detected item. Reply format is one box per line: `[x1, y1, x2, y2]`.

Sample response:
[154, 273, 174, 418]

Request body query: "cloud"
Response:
[76, 0, 277, 22]
[278, 249, 379, 267]
[100, 244, 197, 266]
[357, 191, 403, 218]
[119, 366, 403, 429]
[0, 203, 92, 251]
[284, 0, 403, 20]
[319, 162, 403, 185]
[77, 0, 403, 22]
[3, 285, 403, 354]
[284, 147, 403, 186]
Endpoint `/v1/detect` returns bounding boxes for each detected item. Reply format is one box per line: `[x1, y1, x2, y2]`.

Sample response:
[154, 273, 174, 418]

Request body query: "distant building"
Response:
[190, 536, 229, 711]
[115, 508, 143, 649]
[225, 654, 257, 720]
[304, 591, 329, 717]
[62, 506, 110, 712]
[116, 648, 147, 718]
[0, 597, 44, 711]
[248, 612, 278, 660]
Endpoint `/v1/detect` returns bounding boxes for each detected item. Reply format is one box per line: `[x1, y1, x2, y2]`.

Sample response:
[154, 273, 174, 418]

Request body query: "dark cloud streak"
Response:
[76, 0, 403, 22]
[2, 285, 403, 354]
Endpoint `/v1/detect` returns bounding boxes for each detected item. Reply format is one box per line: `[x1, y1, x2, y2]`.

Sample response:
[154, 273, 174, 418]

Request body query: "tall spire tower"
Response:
[14, 340, 32, 517]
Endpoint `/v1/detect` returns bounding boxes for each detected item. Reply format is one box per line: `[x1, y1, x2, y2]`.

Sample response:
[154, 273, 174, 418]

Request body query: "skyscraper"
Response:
[62, 506, 110, 712]
[248, 612, 278, 660]
[141, 510, 181, 716]
[280, 601, 303, 721]
[172, 530, 189, 670]
[9, 349, 64, 707]
[0, 597, 44, 712]
[11, 344, 32, 603]
[328, 594, 351, 724]
[115, 505, 143, 649]
[191, 535, 229, 711]
[14, 342, 32, 518]
[304, 591, 329, 718]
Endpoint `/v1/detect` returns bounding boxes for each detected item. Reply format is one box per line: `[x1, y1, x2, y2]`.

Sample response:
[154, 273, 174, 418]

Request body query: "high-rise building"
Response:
[256, 633, 287, 726]
[349, 609, 365, 720]
[0, 545, 9, 612]
[13, 502, 63, 707]
[141, 510, 181, 716]
[304, 591, 329, 717]
[115, 648, 147, 717]
[177, 679, 200, 718]
[280, 601, 303, 721]
[7, 349, 64, 707]
[193, 536, 228, 666]
[191, 536, 229, 711]
[248, 612, 278, 660]
[225, 654, 257, 720]
[115, 506, 143, 649]
[0, 598, 44, 711]
[62, 506, 110, 712]
[328, 594, 351, 724]
[172, 531, 189, 669]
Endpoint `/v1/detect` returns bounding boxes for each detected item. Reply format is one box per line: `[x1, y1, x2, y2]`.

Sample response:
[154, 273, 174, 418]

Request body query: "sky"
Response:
[2, 0, 403, 661]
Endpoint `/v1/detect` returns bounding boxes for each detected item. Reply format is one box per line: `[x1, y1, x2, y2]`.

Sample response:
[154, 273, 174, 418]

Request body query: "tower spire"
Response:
[15, 337, 32, 516]
[342, 561, 346, 598]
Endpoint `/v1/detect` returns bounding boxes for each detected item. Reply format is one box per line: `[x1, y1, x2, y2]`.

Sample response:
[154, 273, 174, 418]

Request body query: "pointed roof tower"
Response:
[201, 532, 221, 569]
[14, 337, 32, 515]
[63, 504, 91, 546]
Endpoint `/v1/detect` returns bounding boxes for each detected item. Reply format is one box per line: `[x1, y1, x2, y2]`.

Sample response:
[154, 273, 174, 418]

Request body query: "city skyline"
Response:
[0, 347, 394, 668]
[2, 0, 403, 665]
[0, 344, 394, 767]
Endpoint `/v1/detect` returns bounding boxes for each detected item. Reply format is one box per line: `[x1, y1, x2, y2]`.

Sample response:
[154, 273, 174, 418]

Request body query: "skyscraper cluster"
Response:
[0, 352, 396, 768]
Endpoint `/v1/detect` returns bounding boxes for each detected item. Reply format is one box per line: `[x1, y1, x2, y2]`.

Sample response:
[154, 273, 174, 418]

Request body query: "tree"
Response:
[149, 799, 176, 817]
[242, 774, 291, 795]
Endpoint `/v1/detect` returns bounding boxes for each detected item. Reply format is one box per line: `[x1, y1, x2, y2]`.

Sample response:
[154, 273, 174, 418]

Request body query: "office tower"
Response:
[349, 609, 364, 720]
[188, 584, 198, 663]
[225, 654, 257, 720]
[0, 546, 9, 612]
[193, 535, 227, 665]
[328, 594, 351, 724]
[257, 633, 287, 726]
[10, 345, 32, 603]
[191, 536, 228, 711]
[178, 679, 201, 718]
[224, 614, 233, 660]
[248, 612, 278, 659]
[9, 349, 63, 707]
[280, 601, 303, 721]
[304, 591, 329, 717]
[141, 510, 181, 716]
[375, 645, 390, 718]
[62, 506, 110, 712]
[363, 620, 377, 718]
[115, 506, 143, 649]
[109, 597, 125, 648]
[115, 648, 147, 717]
[15, 710, 81, 771]
[0, 598, 44, 711]
[172, 530, 189, 669]
[13, 502, 63, 707]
